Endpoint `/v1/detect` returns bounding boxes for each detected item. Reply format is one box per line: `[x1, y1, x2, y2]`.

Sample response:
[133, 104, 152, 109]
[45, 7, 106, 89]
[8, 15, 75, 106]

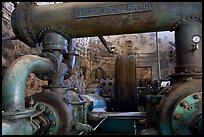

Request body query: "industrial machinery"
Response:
[2, 2, 202, 135]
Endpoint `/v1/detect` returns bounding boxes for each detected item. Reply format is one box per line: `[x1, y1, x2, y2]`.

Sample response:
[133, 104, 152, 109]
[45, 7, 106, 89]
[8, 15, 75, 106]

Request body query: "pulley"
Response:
[113, 55, 138, 112]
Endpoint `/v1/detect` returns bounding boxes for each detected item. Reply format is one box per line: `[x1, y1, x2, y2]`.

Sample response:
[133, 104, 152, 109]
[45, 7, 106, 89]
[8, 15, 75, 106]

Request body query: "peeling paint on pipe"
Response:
[2, 55, 55, 112]
[11, 2, 201, 47]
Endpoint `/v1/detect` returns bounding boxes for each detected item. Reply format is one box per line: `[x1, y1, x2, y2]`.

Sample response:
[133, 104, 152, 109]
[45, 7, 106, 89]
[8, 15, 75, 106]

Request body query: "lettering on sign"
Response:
[75, 3, 152, 19]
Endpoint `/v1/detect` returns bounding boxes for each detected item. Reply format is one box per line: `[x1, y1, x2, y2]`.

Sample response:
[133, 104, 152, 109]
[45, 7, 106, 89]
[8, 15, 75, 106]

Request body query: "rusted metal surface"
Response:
[42, 32, 67, 51]
[11, 2, 201, 47]
[174, 21, 202, 74]
[74, 3, 152, 19]
[11, 2, 37, 46]
[41, 33, 76, 92]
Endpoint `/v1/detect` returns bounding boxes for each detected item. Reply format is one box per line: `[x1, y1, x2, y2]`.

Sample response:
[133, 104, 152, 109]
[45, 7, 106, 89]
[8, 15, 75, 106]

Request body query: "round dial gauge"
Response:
[192, 35, 201, 43]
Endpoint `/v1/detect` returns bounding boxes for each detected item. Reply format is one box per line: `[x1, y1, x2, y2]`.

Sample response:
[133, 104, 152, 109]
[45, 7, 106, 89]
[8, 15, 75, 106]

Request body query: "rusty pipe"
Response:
[67, 38, 76, 74]
[88, 112, 146, 122]
[11, 2, 201, 47]
[98, 36, 113, 54]
[51, 63, 68, 93]
[2, 55, 55, 112]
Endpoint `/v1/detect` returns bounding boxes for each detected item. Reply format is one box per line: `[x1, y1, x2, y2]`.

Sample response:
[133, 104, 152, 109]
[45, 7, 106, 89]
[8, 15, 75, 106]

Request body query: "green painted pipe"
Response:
[2, 55, 55, 112]
[2, 119, 32, 135]
[11, 2, 201, 47]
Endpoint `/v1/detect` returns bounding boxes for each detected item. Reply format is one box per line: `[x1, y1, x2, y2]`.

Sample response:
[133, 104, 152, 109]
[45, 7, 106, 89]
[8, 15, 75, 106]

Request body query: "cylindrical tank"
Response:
[11, 2, 201, 47]
[174, 20, 202, 74]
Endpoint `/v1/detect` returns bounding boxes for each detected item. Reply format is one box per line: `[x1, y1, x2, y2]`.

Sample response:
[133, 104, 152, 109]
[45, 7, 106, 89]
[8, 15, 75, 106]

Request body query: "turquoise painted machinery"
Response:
[2, 2, 202, 135]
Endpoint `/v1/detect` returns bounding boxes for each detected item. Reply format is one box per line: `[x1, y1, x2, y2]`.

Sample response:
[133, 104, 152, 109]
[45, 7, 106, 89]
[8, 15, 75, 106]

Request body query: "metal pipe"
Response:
[2, 55, 55, 112]
[11, 2, 201, 47]
[41, 32, 72, 92]
[92, 116, 108, 131]
[156, 32, 161, 81]
[88, 112, 146, 121]
[78, 116, 108, 135]
[54, 63, 68, 85]
[51, 63, 68, 93]
[98, 36, 113, 53]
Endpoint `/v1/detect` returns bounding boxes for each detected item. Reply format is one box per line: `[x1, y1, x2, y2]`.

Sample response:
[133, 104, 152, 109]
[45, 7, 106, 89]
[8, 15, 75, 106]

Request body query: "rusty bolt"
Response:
[180, 101, 188, 108]
[174, 114, 181, 120]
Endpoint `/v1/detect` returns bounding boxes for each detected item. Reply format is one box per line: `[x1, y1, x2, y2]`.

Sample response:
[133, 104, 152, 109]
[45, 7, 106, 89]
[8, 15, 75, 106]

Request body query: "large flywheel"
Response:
[113, 55, 138, 112]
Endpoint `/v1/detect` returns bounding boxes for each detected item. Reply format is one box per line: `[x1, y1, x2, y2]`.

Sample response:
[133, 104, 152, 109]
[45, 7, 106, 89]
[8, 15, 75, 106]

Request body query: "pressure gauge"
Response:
[192, 35, 201, 43]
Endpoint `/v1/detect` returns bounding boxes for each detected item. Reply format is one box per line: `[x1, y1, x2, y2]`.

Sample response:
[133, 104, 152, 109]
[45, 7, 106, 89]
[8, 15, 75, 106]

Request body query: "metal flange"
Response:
[11, 2, 37, 47]
[171, 92, 202, 135]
